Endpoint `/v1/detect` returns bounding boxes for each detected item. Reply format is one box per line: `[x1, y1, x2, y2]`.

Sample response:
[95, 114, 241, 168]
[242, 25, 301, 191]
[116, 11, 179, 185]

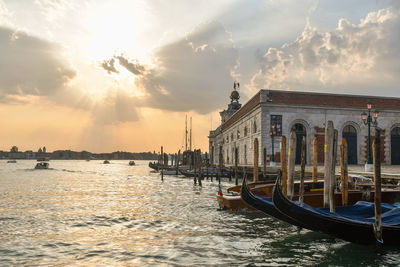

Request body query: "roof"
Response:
[265, 90, 400, 109]
[218, 89, 400, 132]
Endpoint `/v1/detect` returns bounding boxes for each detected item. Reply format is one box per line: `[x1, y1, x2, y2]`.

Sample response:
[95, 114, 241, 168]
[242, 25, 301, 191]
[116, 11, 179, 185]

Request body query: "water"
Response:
[0, 160, 399, 266]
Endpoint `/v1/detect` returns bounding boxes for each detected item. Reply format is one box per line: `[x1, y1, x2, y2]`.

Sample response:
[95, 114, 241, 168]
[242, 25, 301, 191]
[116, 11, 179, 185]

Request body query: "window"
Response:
[244, 126, 248, 137]
[253, 121, 257, 133]
[237, 129, 240, 139]
[231, 133, 234, 141]
[226, 135, 229, 143]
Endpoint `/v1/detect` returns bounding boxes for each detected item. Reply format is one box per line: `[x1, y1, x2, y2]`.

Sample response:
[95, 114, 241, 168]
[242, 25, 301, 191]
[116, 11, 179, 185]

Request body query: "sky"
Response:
[0, 0, 399, 153]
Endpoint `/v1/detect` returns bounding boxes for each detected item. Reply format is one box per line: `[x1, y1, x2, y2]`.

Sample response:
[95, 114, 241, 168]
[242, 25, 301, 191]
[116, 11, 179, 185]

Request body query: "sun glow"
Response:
[81, 1, 151, 62]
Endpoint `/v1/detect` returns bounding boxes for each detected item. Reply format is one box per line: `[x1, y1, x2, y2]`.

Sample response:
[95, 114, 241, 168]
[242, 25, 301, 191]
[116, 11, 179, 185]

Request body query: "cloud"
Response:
[101, 58, 119, 74]
[114, 55, 145, 75]
[0, 26, 76, 101]
[250, 7, 400, 96]
[101, 55, 146, 75]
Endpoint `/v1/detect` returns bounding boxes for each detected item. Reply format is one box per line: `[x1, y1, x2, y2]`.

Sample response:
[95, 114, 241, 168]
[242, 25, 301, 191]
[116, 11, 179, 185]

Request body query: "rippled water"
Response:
[0, 160, 399, 266]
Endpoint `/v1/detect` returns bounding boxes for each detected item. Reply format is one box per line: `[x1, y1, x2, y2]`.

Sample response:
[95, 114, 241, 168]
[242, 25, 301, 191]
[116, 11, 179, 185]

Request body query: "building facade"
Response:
[209, 89, 400, 166]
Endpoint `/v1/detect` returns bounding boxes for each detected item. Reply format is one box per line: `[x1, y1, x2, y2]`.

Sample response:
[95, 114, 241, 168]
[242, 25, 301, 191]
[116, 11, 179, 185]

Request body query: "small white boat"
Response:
[129, 160, 136, 166]
[35, 162, 49, 169]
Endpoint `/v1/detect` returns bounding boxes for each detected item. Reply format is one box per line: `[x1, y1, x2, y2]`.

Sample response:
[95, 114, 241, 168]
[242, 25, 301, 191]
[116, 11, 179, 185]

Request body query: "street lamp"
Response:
[361, 101, 379, 172]
[269, 124, 277, 167]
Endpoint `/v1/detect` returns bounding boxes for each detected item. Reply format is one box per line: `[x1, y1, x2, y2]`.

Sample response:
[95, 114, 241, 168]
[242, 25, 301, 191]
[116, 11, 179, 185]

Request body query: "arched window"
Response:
[343, 125, 357, 134]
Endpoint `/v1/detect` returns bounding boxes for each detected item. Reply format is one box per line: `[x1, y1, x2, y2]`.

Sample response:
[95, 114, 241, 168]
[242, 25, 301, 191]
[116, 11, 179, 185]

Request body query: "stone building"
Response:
[209, 88, 400, 167]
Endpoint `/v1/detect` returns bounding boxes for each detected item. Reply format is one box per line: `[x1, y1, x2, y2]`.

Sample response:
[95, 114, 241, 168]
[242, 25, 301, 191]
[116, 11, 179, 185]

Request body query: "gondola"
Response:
[240, 175, 309, 228]
[148, 162, 162, 171]
[272, 175, 400, 245]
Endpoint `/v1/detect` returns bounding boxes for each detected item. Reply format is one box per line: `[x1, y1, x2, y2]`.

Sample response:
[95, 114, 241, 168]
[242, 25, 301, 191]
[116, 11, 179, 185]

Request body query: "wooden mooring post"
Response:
[324, 121, 334, 208]
[161, 146, 164, 181]
[198, 150, 202, 186]
[312, 137, 318, 182]
[253, 138, 259, 183]
[205, 152, 209, 180]
[330, 129, 338, 213]
[193, 150, 197, 185]
[299, 136, 306, 203]
[263, 147, 267, 179]
[373, 128, 383, 248]
[235, 148, 238, 186]
[340, 138, 348, 206]
[287, 131, 296, 199]
[176, 150, 180, 175]
[280, 136, 287, 195]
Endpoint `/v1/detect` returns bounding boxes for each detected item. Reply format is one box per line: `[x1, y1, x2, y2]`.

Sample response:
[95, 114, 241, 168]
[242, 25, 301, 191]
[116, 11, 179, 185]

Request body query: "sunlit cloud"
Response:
[251, 7, 400, 96]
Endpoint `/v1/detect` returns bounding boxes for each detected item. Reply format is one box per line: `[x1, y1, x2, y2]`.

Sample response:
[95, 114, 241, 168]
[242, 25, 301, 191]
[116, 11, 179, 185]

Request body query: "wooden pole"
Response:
[253, 138, 259, 183]
[263, 147, 267, 179]
[299, 136, 306, 202]
[218, 147, 222, 185]
[280, 136, 287, 195]
[161, 146, 164, 166]
[176, 150, 180, 175]
[330, 129, 338, 213]
[194, 150, 198, 185]
[287, 131, 296, 199]
[205, 152, 209, 179]
[312, 137, 318, 182]
[235, 148, 238, 186]
[198, 151, 202, 186]
[211, 146, 214, 182]
[373, 128, 383, 248]
[324, 121, 334, 208]
[340, 138, 348, 206]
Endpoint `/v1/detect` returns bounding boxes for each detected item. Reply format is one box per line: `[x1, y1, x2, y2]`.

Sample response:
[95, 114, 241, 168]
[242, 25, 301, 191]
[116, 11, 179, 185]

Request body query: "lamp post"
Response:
[269, 124, 277, 167]
[361, 102, 379, 172]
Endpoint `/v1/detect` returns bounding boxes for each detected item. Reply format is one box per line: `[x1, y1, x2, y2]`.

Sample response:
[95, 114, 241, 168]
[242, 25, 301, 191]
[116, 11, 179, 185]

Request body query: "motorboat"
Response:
[129, 160, 136, 166]
[35, 162, 49, 169]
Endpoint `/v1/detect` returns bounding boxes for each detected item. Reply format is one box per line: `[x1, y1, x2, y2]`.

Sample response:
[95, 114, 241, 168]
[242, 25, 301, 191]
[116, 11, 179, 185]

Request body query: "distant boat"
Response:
[103, 160, 110, 164]
[35, 162, 49, 169]
[86, 159, 90, 161]
[129, 160, 135, 166]
[7, 160, 17, 163]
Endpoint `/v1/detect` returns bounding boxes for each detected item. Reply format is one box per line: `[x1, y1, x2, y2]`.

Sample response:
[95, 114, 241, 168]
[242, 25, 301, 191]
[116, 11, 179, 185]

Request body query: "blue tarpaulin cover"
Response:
[257, 195, 400, 226]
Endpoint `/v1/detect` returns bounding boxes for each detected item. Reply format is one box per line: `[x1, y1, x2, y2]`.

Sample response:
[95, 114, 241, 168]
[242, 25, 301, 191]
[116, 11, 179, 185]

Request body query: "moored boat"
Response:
[103, 160, 110, 164]
[129, 160, 136, 166]
[7, 160, 17, 163]
[272, 175, 400, 245]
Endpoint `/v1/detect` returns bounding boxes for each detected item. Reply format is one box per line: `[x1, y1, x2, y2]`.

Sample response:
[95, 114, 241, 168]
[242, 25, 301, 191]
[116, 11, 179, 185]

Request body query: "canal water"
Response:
[1, 160, 399, 266]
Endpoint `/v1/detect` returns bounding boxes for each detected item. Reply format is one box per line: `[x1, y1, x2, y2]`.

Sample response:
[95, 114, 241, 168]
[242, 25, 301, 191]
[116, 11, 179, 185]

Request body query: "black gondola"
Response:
[240, 174, 308, 228]
[272, 175, 400, 245]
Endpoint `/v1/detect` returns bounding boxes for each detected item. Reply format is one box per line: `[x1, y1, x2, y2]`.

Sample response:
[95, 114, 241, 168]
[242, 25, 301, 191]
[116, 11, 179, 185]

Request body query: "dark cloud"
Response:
[123, 21, 238, 114]
[0, 26, 76, 101]
[101, 55, 146, 75]
[115, 55, 145, 75]
[101, 58, 119, 74]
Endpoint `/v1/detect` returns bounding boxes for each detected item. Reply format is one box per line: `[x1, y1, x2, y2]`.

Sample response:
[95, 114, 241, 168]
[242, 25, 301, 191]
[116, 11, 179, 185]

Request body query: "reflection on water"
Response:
[0, 160, 399, 265]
